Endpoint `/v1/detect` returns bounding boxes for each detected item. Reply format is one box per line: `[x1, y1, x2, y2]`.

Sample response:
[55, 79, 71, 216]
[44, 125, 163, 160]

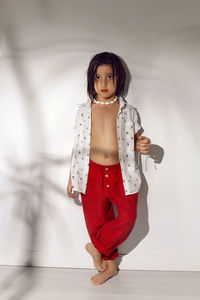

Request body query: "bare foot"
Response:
[90, 260, 118, 285]
[85, 242, 107, 272]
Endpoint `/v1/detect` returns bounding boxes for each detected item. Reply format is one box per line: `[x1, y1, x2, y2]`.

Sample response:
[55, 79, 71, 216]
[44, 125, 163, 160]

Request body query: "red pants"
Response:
[81, 159, 138, 260]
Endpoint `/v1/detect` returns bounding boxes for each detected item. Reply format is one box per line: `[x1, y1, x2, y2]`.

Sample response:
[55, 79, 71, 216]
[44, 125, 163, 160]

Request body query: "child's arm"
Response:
[132, 108, 151, 153]
[68, 147, 74, 182]
[67, 107, 79, 199]
[67, 147, 76, 199]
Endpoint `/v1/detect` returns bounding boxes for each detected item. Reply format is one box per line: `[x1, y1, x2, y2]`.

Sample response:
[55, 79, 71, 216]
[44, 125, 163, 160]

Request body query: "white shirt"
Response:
[70, 96, 142, 202]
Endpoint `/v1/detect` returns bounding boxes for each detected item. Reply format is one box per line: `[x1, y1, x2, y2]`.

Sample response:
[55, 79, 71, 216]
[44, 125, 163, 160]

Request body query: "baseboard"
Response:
[0, 250, 199, 271]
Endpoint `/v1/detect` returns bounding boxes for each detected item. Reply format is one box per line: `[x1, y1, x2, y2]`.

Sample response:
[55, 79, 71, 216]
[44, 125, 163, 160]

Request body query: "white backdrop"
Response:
[0, 0, 200, 271]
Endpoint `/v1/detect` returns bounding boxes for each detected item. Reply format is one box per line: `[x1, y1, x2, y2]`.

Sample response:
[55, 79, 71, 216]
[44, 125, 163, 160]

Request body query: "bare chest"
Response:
[91, 102, 120, 132]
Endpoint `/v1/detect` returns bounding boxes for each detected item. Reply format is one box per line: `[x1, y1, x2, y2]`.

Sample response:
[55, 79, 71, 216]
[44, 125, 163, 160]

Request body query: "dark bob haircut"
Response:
[87, 52, 126, 101]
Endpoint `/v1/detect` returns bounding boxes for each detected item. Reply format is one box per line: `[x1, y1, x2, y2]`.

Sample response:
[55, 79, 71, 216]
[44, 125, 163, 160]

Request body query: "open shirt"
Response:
[70, 96, 143, 202]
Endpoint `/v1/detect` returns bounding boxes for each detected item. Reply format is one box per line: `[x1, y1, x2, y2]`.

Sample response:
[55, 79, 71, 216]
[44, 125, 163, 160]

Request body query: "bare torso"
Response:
[90, 101, 120, 165]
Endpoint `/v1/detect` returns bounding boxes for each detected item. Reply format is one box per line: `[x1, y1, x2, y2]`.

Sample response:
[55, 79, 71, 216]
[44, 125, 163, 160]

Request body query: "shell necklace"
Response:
[93, 96, 118, 105]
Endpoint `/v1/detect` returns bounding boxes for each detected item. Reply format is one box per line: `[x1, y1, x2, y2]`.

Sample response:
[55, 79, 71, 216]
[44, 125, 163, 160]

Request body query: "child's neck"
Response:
[95, 95, 117, 102]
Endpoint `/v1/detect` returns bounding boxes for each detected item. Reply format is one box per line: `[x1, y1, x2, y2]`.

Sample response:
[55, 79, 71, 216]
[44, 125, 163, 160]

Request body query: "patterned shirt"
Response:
[70, 96, 142, 202]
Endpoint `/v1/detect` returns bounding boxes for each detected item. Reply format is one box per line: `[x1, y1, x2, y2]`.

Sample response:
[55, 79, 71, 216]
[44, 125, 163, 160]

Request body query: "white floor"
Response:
[0, 265, 200, 300]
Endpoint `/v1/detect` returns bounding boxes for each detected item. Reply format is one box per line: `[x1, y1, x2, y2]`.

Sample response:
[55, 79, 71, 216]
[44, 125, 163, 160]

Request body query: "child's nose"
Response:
[101, 78, 107, 87]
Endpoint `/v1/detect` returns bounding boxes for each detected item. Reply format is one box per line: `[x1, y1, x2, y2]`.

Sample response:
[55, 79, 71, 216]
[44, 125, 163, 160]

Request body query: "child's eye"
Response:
[94, 75, 113, 80]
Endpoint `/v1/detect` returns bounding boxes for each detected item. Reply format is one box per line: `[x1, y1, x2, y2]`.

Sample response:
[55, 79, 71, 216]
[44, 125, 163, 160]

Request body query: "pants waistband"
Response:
[89, 159, 120, 171]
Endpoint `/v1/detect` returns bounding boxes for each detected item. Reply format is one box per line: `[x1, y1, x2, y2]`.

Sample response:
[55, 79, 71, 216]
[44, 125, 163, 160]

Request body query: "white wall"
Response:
[0, 0, 200, 271]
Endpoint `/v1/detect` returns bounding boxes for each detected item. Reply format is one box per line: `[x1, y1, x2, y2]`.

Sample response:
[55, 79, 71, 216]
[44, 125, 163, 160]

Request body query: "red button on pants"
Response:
[81, 159, 138, 260]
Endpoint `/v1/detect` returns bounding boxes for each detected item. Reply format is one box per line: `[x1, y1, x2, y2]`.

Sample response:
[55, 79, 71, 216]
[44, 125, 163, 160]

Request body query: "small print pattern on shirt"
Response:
[70, 96, 142, 202]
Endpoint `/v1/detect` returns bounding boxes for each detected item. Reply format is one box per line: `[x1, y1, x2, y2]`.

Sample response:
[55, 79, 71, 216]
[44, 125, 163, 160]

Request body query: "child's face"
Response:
[94, 64, 117, 101]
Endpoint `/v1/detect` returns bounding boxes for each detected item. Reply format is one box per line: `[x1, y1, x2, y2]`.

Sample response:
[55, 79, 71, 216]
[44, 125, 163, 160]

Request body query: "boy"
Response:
[67, 52, 151, 285]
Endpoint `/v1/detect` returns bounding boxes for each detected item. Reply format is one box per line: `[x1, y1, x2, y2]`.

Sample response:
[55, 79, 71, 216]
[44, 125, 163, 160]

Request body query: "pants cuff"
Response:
[102, 250, 119, 260]
[91, 235, 119, 260]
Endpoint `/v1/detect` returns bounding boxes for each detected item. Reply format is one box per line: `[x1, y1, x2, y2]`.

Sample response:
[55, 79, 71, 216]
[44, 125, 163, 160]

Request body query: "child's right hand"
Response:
[67, 180, 76, 199]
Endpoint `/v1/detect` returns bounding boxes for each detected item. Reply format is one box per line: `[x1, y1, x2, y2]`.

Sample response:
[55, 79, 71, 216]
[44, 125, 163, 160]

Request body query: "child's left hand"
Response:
[136, 135, 151, 154]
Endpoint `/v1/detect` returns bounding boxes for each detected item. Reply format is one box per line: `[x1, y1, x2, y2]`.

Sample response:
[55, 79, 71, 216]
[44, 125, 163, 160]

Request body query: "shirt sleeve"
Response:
[133, 107, 142, 134]
[73, 106, 80, 131]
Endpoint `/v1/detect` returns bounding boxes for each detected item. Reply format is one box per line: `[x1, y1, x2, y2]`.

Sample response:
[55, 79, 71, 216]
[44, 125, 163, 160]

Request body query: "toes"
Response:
[101, 259, 107, 270]
[95, 260, 107, 272]
[91, 274, 96, 281]
[91, 276, 101, 285]
[97, 264, 104, 272]
[91, 279, 98, 285]
[90, 276, 99, 285]
[94, 259, 106, 272]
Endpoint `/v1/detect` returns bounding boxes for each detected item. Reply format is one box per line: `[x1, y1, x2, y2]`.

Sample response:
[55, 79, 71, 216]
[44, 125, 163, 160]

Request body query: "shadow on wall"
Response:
[0, 23, 75, 299]
[0, 152, 71, 300]
[116, 144, 164, 269]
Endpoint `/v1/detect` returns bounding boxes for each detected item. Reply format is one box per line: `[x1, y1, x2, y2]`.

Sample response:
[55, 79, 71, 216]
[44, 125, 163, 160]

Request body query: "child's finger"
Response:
[140, 141, 148, 146]
[143, 138, 150, 143]
[67, 189, 76, 198]
[141, 143, 150, 147]
[141, 139, 151, 145]
[138, 135, 143, 140]
[70, 193, 76, 198]
[138, 136, 149, 142]
[140, 144, 150, 150]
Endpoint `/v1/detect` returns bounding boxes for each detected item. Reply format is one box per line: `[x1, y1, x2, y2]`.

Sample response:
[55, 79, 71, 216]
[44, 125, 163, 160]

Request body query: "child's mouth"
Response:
[101, 89, 108, 92]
